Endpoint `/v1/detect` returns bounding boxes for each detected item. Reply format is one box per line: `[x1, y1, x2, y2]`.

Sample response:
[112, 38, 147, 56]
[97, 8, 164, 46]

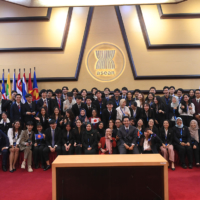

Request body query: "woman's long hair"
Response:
[180, 94, 192, 113]
[12, 120, 21, 139]
[65, 109, 75, 122]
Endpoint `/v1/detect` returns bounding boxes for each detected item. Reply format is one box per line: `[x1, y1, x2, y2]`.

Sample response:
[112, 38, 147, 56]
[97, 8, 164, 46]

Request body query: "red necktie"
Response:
[58, 99, 61, 110]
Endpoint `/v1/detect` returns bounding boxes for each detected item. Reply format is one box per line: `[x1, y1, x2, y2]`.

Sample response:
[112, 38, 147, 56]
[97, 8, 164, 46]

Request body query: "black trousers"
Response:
[84, 148, 96, 154]
[74, 146, 82, 155]
[33, 145, 45, 165]
[62, 146, 74, 155]
[0, 147, 8, 166]
[181, 116, 193, 127]
[192, 144, 200, 164]
[174, 144, 193, 165]
[43, 146, 62, 162]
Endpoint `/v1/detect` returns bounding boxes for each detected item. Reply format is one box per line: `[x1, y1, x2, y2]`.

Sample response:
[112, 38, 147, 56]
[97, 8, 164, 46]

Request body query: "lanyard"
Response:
[120, 107, 126, 116]
[99, 101, 102, 114]
[115, 99, 119, 106]
[129, 101, 131, 107]
[179, 129, 183, 142]
[109, 111, 112, 120]
[165, 98, 169, 105]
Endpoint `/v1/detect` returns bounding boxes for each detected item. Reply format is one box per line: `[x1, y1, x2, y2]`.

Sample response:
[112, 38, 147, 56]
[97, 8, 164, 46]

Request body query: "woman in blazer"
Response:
[32, 123, 46, 169]
[141, 103, 155, 128]
[126, 91, 134, 108]
[82, 123, 97, 154]
[50, 107, 63, 129]
[188, 120, 200, 166]
[0, 112, 12, 135]
[72, 119, 85, 155]
[116, 99, 131, 121]
[34, 107, 49, 131]
[7, 120, 22, 172]
[61, 123, 74, 155]
[178, 94, 195, 127]
[63, 109, 75, 129]
[98, 128, 116, 154]
[139, 128, 162, 154]
[159, 120, 175, 170]
[173, 117, 193, 169]
[169, 96, 179, 128]
[145, 93, 154, 107]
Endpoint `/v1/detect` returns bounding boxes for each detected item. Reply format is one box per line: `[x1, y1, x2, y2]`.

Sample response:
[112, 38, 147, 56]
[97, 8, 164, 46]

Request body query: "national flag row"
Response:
[1, 69, 39, 102]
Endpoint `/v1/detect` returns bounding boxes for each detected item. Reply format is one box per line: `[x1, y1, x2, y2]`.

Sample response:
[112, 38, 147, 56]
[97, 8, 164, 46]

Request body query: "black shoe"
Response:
[35, 164, 39, 169]
[189, 164, 193, 169]
[44, 165, 51, 171]
[13, 168, 16, 172]
[181, 164, 187, 169]
[41, 164, 45, 169]
[2, 165, 7, 172]
[171, 168, 175, 171]
[9, 169, 14, 173]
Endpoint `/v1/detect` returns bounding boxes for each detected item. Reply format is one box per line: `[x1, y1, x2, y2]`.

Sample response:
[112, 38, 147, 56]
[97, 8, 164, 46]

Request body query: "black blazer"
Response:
[141, 109, 155, 127]
[102, 108, 117, 128]
[36, 98, 51, 116]
[32, 131, 46, 146]
[44, 127, 62, 147]
[10, 102, 23, 123]
[111, 96, 122, 110]
[35, 114, 49, 131]
[126, 99, 134, 107]
[93, 98, 107, 117]
[169, 107, 179, 121]
[129, 107, 142, 122]
[0, 99, 11, 117]
[72, 127, 84, 145]
[151, 103, 166, 125]
[173, 126, 191, 146]
[82, 131, 97, 150]
[0, 119, 12, 135]
[61, 129, 73, 146]
[0, 129, 9, 147]
[22, 101, 37, 124]
[159, 127, 173, 145]
[83, 104, 96, 118]
[72, 103, 85, 117]
[51, 98, 64, 115]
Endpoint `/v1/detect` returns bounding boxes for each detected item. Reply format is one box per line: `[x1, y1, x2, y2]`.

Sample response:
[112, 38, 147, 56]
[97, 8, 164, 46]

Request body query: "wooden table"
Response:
[52, 154, 168, 200]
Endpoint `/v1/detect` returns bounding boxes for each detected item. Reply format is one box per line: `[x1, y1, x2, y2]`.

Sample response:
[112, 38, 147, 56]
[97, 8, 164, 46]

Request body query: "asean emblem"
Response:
[86, 43, 125, 82]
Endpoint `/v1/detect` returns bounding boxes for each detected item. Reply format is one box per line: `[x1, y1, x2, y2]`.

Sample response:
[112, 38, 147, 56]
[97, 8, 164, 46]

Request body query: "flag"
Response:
[17, 72, 22, 96]
[28, 71, 33, 96]
[35, 133, 44, 140]
[1, 72, 6, 99]
[33, 70, 39, 101]
[12, 71, 16, 91]
[91, 118, 99, 124]
[6, 72, 11, 99]
[22, 72, 27, 103]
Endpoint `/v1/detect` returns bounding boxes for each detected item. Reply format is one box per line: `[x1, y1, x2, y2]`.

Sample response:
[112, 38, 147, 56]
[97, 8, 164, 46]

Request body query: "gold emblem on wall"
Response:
[86, 43, 125, 82]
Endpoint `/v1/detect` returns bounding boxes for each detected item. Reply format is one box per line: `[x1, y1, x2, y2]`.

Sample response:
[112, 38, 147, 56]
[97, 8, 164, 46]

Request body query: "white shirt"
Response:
[63, 99, 76, 112]
[178, 103, 195, 116]
[8, 128, 21, 146]
[143, 138, 151, 151]
[196, 98, 200, 103]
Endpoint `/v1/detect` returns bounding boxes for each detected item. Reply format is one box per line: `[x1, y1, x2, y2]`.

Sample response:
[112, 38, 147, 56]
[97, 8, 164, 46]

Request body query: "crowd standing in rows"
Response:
[0, 86, 199, 172]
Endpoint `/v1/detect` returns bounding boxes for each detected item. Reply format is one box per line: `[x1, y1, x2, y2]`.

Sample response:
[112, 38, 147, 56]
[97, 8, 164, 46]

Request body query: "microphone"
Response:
[146, 186, 162, 200]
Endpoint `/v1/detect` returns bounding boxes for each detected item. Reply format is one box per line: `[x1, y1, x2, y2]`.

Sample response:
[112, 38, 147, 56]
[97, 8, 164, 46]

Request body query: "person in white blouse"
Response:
[63, 92, 76, 112]
[135, 93, 145, 108]
[8, 120, 22, 173]
[178, 94, 195, 127]
[116, 99, 131, 121]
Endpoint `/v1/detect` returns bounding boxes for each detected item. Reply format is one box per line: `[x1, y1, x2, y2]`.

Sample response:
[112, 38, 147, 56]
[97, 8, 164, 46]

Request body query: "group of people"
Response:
[0, 86, 200, 173]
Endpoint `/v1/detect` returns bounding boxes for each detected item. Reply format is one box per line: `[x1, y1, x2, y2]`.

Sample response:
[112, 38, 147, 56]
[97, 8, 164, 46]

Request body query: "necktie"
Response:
[126, 129, 129, 134]
[18, 104, 20, 112]
[44, 100, 48, 112]
[52, 129, 55, 147]
[58, 99, 61, 110]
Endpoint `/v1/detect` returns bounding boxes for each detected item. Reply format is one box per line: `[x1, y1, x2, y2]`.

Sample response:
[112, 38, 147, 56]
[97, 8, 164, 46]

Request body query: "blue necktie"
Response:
[52, 129, 55, 147]
[126, 129, 129, 134]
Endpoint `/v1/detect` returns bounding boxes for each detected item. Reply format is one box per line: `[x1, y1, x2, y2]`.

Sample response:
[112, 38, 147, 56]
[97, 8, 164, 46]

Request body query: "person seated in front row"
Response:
[43, 119, 62, 171]
[20, 121, 34, 172]
[98, 128, 116, 154]
[8, 120, 21, 172]
[129, 117, 136, 126]
[32, 123, 46, 169]
[0, 129, 9, 172]
[140, 128, 162, 154]
[173, 117, 193, 169]
[136, 119, 145, 153]
[62, 123, 74, 155]
[118, 116, 139, 154]
[159, 120, 175, 170]
[82, 123, 97, 154]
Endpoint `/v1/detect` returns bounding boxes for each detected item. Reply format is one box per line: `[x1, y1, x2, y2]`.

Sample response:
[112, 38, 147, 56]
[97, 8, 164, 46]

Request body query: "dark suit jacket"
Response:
[61, 129, 73, 145]
[22, 101, 36, 124]
[151, 103, 166, 125]
[0, 119, 12, 135]
[72, 103, 85, 117]
[118, 125, 138, 146]
[83, 104, 96, 118]
[161, 96, 172, 120]
[129, 107, 142, 122]
[159, 127, 173, 145]
[173, 126, 191, 146]
[0, 99, 11, 118]
[35, 114, 49, 131]
[102, 108, 117, 128]
[72, 127, 85, 144]
[10, 102, 23, 123]
[141, 109, 155, 127]
[0, 129, 9, 148]
[36, 98, 51, 116]
[82, 131, 97, 150]
[93, 98, 107, 117]
[44, 127, 62, 147]
[111, 96, 122, 109]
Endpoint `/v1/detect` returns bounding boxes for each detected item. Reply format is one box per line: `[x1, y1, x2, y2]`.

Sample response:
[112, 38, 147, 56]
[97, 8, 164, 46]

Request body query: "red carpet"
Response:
[0, 166, 200, 200]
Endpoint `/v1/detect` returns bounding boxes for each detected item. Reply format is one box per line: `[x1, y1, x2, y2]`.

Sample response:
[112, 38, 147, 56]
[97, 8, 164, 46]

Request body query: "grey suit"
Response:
[118, 125, 139, 154]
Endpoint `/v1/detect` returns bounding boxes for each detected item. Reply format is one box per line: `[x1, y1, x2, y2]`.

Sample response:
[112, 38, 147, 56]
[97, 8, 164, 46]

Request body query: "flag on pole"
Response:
[17, 71, 22, 96]
[33, 70, 39, 101]
[6, 71, 11, 99]
[22, 71, 27, 103]
[2, 71, 6, 100]
[28, 70, 33, 96]
[12, 70, 16, 91]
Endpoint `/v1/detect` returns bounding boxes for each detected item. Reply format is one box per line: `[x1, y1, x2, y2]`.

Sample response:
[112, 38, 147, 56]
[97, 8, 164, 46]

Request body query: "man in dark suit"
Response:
[61, 86, 68, 101]
[72, 96, 85, 117]
[51, 89, 64, 115]
[36, 89, 51, 116]
[121, 87, 128, 99]
[0, 91, 10, 120]
[43, 119, 62, 171]
[192, 89, 200, 127]
[161, 86, 172, 120]
[10, 94, 24, 125]
[93, 90, 107, 118]
[22, 94, 36, 125]
[111, 88, 121, 109]
[102, 101, 116, 128]
[118, 116, 139, 154]
[0, 129, 9, 171]
[129, 101, 142, 123]
[84, 97, 95, 118]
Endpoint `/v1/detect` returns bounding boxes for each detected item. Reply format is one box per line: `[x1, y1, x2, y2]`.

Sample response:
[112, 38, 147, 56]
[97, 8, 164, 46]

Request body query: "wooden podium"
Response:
[52, 154, 168, 200]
